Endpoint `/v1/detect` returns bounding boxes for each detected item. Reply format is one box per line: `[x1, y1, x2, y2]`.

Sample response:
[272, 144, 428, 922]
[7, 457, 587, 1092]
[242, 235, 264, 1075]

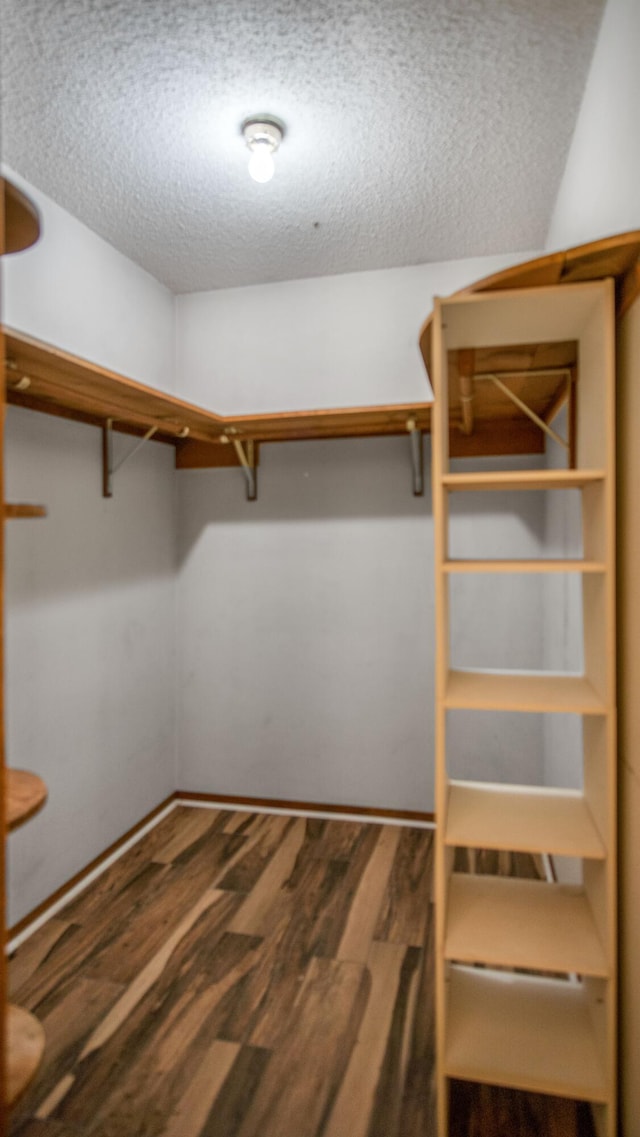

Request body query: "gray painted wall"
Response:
[5, 408, 177, 925]
[176, 443, 549, 811]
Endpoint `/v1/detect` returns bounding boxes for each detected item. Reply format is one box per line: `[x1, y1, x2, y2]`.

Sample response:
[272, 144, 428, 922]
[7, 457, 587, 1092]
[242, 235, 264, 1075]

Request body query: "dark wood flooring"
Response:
[9, 807, 593, 1137]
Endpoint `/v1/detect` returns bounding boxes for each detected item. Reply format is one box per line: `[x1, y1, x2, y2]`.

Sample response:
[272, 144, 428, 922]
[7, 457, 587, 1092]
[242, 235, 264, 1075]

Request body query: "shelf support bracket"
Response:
[407, 418, 424, 496]
[231, 438, 257, 501]
[474, 373, 570, 452]
[102, 419, 158, 498]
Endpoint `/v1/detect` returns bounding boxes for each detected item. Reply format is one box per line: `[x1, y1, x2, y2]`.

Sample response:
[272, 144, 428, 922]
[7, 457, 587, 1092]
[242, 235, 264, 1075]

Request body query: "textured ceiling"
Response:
[1, 0, 605, 294]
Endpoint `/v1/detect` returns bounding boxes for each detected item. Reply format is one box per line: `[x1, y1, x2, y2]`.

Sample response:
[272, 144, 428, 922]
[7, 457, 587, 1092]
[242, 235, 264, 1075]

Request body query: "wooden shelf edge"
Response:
[3, 327, 433, 448]
[444, 781, 607, 859]
[7, 1004, 45, 1106]
[441, 469, 606, 493]
[7, 769, 48, 831]
[444, 670, 608, 715]
[2, 178, 41, 256]
[4, 503, 48, 519]
[443, 559, 605, 574]
[444, 874, 609, 977]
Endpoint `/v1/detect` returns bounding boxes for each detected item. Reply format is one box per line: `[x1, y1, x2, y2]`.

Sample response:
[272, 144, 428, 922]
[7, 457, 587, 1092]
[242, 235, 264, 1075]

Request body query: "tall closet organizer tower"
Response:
[428, 280, 617, 1136]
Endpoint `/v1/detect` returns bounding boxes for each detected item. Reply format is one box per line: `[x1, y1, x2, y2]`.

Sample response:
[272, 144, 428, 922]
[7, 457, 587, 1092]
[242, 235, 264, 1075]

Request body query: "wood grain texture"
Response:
[8, 808, 591, 1137]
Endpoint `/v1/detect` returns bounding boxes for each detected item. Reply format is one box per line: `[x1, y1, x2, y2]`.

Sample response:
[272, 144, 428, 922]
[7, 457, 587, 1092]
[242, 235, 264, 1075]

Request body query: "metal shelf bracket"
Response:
[102, 418, 158, 498]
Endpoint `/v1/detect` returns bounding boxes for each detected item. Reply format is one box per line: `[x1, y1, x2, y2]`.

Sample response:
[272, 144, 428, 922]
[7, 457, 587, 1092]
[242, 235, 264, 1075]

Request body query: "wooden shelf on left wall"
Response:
[6, 769, 48, 832]
[4, 504, 47, 520]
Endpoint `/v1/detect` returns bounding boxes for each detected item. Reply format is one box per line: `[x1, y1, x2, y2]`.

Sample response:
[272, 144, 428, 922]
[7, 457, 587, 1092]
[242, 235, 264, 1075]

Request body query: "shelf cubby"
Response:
[445, 967, 608, 1103]
[445, 873, 608, 976]
[445, 781, 606, 859]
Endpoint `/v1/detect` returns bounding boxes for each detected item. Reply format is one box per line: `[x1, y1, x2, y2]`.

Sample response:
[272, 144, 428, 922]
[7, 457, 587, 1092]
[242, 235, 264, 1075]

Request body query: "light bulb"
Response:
[248, 142, 275, 184]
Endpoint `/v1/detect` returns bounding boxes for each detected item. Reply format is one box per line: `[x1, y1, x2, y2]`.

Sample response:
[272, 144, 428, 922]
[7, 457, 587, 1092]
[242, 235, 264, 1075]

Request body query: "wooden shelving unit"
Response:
[2, 177, 48, 1126]
[427, 278, 617, 1136]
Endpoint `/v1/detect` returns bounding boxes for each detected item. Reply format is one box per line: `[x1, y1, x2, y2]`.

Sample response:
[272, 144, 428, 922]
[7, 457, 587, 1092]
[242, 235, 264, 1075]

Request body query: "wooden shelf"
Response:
[419, 230, 640, 373]
[444, 670, 607, 715]
[442, 470, 605, 493]
[445, 967, 608, 1102]
[2, 178, 41, 256]
[3, 329, 432, 456]
[7, 769, 48, 831]
[7, 1004, 45, 1105]
[443, 559, 605, 574]
[445, 874, 608, 976]
[4, 504, 47, 520]
[445, 782, 606, 859]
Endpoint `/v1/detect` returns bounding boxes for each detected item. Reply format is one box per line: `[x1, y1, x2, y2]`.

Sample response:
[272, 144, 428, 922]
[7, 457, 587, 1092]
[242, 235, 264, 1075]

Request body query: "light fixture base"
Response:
[242, 117, 284, 153]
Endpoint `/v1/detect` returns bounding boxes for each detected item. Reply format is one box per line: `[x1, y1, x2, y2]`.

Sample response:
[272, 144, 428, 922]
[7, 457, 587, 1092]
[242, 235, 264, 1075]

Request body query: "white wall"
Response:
[546, 0, 640, 250]
[174, 252, 538, 415]
[176, 443, 548, 811]
[5, 407, 177, 925]
[1, 167, 175, 392]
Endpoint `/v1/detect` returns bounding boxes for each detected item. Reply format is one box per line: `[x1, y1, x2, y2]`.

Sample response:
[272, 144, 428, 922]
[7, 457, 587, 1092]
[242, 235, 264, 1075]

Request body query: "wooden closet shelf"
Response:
[446, 967, 608, 1102]
[7, 769, 48, 831]
[7, 1004, 45, 1106]
[445, 781, 606, 859]
[4, 504, 47, 519]
[3, 329, 433, 452]
[441, 469, 605, 493]
[2, 177, 41, 255]
[419, 230, 640, 374]
[445, 873, 608, 977]
[443, 559, 605, 574]
[444, 670, 607, 714]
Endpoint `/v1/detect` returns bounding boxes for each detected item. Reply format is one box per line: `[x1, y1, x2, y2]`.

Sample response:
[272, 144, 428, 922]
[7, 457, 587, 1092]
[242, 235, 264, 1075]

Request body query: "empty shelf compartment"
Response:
[446, 967, 608, 1102]
[445, 873, 608, 976]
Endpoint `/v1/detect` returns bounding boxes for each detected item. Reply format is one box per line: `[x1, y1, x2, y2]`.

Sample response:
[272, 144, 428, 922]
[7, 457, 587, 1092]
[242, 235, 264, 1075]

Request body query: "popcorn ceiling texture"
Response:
[1, 0, 604, 294]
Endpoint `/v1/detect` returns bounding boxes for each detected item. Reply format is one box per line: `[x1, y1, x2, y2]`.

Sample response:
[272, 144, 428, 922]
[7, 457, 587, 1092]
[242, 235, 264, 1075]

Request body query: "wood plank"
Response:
[323, 941, 409, 1137]
[337, 825, 400, 962]
[445, 874, 609, 976]
[449, 420, 545, 458]
[374, 828, 433, 946]
[446, 782, 606, 859]
[4, 505, 47, 520]
[445, 670, 607, 714]
[442, 469, 605, 492]
[6, 770, 48, 831]
[163, 1039, 240, 1137]
[235, 957, 369, 1137]
[443, 559, 605, 574]
[8, 923, 73, 999]
[11, 977, 123, 1124]
[196, 1046, 272, 1137]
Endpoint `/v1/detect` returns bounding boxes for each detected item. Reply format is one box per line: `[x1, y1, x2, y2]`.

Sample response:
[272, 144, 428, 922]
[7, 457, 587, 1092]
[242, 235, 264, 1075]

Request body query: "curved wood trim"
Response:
[7, 1004, 45, 1106]
[419, 230, 640, 374]
[1, 179, 40, 256]
[6, 769, 48, 832]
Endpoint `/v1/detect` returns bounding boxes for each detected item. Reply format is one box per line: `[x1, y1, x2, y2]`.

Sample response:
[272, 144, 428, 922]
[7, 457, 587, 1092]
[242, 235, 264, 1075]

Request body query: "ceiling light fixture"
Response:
[242, 117, 284, 184]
